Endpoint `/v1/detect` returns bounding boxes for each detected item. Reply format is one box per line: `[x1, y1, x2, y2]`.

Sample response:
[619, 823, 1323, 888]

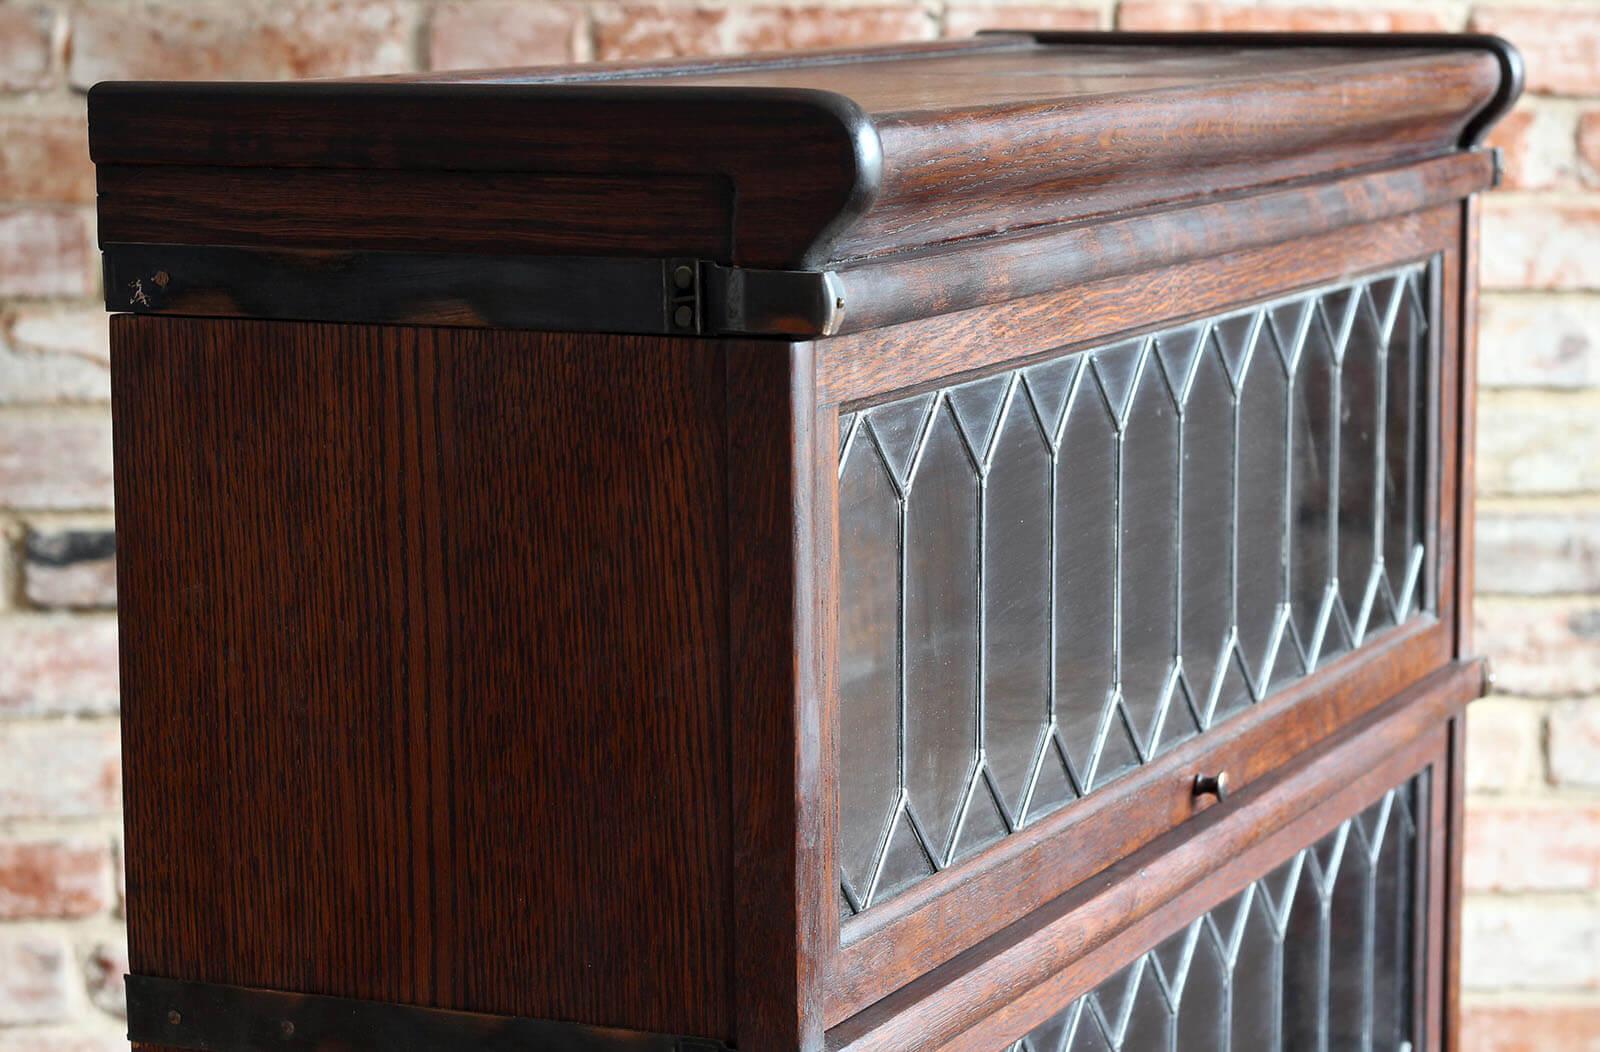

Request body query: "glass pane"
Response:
[998, 773, 1428, 1052]
[985, 383, 1054, 822]
[1118, 344, 1184, 757]
[837, 427, 901, 902]
[904, 400, 980, 864]
[1290, 295, 1339, 667]
[1179, 338, 1238, 727]
[1338, 287, 1385, 643]
[837, 263, 1435, 912]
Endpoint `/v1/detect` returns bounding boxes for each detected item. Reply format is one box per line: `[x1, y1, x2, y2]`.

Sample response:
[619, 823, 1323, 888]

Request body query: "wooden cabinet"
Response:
[92, 31, 1521, 1052]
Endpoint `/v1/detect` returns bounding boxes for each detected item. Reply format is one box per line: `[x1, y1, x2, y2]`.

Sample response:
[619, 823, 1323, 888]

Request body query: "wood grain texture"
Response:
[826, 661, 1482, 1052]
[827, 152, 1493, 335]
[89, 36, 1515, 270]
[113, 317, 742, 1039]
[817, 204, 1459, 408]
[724, 343, 831, 1052]
[96, 165, 735, 259]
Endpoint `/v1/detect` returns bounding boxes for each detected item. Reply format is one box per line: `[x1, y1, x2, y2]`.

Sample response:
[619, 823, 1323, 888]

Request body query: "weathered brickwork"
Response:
[0, 2, 1594, 1046]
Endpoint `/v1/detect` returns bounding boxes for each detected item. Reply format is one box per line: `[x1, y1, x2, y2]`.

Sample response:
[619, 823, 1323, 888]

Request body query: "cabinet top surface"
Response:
[89, 32, 1521, 322]
[350, 37, 1462, 112]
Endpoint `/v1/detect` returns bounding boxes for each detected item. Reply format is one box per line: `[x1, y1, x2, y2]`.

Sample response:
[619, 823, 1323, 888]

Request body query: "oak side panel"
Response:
[725, 341, 830, 1052]
[113, 317, 736, 1039]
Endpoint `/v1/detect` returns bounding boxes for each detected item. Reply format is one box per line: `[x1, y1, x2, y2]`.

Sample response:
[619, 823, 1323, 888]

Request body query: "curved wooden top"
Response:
[89, 32, 1520, 271]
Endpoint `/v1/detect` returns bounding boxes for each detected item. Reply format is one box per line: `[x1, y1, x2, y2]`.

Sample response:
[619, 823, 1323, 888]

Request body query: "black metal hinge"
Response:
[126, 975, 734, 1052]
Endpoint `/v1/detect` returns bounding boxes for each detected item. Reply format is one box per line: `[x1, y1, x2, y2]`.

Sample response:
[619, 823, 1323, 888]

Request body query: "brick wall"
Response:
[0, 1, 1595, 1048]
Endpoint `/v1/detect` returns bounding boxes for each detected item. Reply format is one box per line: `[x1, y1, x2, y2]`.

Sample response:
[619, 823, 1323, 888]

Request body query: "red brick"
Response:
[0, 617, 120, 717]
[1477, 511, 1600, 595]
[1461, 1001, 1600, 1052]
[593, 3, 728, 59]
[0, 721, 121, 819]
[594, 3, 930, 60]
[67, 1, 419, 86]
[428, 1, 585, 69]
[1470, 7, 1600, 96]
[944, 3, 1099, 36]
[1483, 199, 1600, 291]
[1119, 2, 1446, 31]
[1465, 698, 1542, 793]
[1550, 698, 1600, 790]
[1462, 897, 1600, 990]
[0, 110, 93, 204]
[0, 414, 113, 511]
[1486, 104, 1579, 191]
[23, 528, 117, 610]
[0, 929, 74, 1025]
[0, 1035, 130, 1052]
[1464, 802, 1600, 892]
[0, 6, 56, 91]
[733, 5, 932, 51]
[1477, 293, 1598, 389]
[1475, 599, 1600, 698]
[1580, 110, 1600, 188]
[84, 941, 126, 1018]
[0, 308, 111, 407]
[0, 838, 114, 920]
[1477, 393, 1600, 496]
[0, 208, 95, 300]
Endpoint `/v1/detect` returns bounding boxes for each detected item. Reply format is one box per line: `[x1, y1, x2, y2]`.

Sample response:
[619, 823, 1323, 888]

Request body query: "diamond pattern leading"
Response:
[1002, 778, 1424, 1052]
[837, 263, 1435, 914]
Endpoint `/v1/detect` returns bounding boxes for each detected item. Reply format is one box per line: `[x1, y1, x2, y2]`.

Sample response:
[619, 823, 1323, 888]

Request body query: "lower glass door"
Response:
[1008, 775, 1427, 1052]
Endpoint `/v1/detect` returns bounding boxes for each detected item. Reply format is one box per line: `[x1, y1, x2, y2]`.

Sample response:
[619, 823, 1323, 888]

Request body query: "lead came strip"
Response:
[837, 263, 1436, 915]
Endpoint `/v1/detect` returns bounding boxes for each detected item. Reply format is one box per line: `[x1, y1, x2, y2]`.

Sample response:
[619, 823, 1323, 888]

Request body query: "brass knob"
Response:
[1193, 771, 1230, 802]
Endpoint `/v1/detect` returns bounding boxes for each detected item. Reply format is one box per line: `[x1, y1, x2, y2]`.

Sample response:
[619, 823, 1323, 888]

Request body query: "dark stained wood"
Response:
[724, 343, 830, 1051]
[96, 153, 1489, 339]
[818, 204, 1459, 406]
[90, 84, 872, 270]
[1456, 195, 1484, 658]
[113, 316, 743, 1040]
[97, 165, 734, 258]
[826, 661, 1482, 1052]
[89, 36, 1513, 269]
[827, 152, 1492, 336]
[101, 33, 1512, 1052]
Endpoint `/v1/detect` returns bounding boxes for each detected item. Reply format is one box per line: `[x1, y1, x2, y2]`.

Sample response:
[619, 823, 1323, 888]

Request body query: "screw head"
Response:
[280, 1020, 296, 1038]
[672, 265, 695, 290]
[673, 305, 695, 328]
[168, 1009, 183, 1026]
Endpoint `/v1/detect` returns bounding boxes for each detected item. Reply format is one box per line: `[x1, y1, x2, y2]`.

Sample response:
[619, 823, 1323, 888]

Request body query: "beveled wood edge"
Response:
[826, 659, 1483, 1052]
[1003, 31, 1523, 148]
[828, 152, 1492, 335]
[96, 154, 1488, 340]
[817, 205, 1461, 406]
[88, 84, 883, 270]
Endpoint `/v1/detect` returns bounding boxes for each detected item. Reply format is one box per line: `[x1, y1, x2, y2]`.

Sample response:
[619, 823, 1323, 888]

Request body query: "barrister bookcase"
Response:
[92, 30, 1521, 1052]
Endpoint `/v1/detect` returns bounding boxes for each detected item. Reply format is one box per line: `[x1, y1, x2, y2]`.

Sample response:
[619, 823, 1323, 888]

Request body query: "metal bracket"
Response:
[126, 975, 733, 1052]
[101, 244, 843, 339]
